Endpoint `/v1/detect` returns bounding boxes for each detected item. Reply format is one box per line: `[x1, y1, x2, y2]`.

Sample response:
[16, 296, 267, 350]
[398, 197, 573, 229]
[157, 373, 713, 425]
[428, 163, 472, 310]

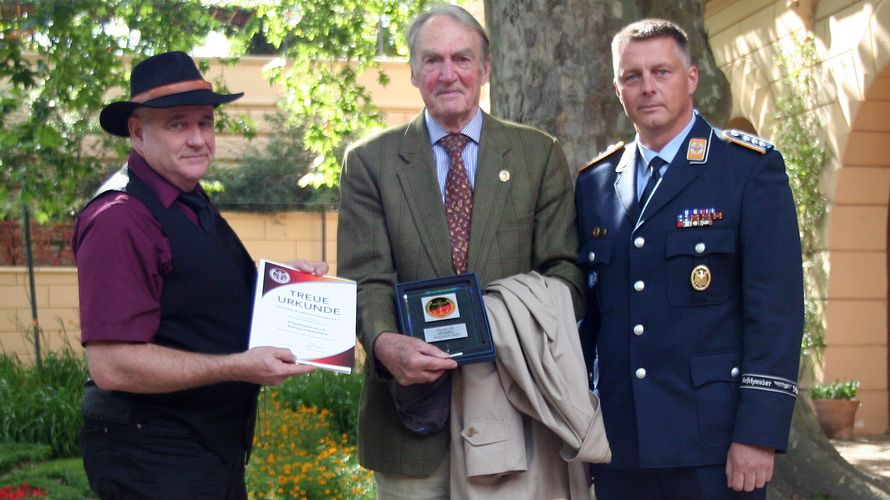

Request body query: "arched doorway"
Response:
[826, 62, 890, 434]
[705, 0, 890, 436]
[725, 117, 758, 135]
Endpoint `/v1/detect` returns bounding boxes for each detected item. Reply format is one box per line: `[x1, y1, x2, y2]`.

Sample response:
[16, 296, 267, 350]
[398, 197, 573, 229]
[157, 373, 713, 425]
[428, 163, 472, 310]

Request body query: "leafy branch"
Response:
[1, 0, 427, 220]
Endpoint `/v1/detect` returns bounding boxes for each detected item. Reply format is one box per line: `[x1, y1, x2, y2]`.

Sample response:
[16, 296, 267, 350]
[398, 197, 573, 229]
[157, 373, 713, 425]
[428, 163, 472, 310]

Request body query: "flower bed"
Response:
[247, 390, 373, 499]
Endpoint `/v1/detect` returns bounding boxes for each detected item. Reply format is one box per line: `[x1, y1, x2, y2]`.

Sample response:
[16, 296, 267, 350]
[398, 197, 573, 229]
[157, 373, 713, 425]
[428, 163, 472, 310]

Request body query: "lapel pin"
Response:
[499, 170, 510, 182]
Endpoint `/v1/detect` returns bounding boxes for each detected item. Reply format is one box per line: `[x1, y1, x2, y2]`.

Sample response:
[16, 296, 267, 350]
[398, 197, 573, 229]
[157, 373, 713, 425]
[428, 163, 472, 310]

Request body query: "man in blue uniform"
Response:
[575, 19, 804, 499]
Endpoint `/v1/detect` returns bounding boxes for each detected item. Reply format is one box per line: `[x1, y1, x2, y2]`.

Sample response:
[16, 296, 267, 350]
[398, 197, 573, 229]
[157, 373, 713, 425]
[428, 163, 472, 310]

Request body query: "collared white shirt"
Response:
[634, 111, 697, 200]
[424, 108, 484, 203]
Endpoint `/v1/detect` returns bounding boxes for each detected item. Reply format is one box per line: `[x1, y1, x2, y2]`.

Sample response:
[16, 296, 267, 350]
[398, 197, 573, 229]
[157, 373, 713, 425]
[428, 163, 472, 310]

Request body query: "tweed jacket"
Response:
[337, 111, 585, 476]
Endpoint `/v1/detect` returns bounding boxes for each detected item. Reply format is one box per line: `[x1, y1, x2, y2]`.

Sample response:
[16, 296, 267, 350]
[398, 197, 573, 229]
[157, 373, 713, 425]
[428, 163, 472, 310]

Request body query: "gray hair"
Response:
[611, 18, 691, 76]
[406, 4, 491, 74]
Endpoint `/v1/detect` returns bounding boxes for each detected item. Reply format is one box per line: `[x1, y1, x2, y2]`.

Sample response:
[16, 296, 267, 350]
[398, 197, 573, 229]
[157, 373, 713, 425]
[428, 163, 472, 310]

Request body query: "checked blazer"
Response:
[337, 111, 585, 476]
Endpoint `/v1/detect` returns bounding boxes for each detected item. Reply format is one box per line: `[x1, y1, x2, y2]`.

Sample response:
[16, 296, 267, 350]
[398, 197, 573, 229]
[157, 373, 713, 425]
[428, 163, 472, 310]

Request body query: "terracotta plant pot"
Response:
[813, 398, 860, 440]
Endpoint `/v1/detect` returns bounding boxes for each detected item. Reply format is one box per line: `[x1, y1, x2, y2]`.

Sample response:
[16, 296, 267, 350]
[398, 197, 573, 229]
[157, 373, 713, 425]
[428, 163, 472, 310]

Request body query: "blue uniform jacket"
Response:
[575, 115, 804, 469]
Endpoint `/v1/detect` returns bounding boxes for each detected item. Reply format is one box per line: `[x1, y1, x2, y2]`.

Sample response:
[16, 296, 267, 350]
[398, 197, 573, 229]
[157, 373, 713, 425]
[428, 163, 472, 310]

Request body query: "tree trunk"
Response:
[484, 1, 890, 498]
[770, 400, 888, 499]
[484, 0, 730, 170]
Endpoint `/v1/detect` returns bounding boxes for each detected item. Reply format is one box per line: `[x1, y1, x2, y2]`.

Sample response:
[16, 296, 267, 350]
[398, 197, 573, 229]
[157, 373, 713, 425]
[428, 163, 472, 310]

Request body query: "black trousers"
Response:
[592, 464, 768, 500]
[81, 416, 247, 500]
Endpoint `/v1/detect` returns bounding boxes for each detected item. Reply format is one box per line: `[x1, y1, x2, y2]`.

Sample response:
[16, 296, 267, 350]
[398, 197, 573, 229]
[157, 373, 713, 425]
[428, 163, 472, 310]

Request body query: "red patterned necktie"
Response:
[441, 133, 472, 274]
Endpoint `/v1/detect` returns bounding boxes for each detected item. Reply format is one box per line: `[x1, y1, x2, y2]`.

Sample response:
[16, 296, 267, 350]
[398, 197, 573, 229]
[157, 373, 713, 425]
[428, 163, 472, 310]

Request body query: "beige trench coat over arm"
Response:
[450, 272, 611, 500]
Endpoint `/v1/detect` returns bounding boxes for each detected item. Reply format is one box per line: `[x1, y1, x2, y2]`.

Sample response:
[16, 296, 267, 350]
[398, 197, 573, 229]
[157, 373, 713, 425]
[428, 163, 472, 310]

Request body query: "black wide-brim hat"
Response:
[100, 51, 243, 137]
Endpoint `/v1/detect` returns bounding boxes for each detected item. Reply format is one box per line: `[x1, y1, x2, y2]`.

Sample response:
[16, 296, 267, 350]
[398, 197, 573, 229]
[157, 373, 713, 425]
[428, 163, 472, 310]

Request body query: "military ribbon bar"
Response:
[676, 208, 724, 228]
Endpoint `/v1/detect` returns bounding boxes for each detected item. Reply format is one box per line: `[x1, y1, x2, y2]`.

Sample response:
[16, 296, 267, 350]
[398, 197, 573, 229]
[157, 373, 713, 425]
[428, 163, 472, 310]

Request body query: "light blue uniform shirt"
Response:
[634, 111, 697, 200]
[424, 108, 484, 203]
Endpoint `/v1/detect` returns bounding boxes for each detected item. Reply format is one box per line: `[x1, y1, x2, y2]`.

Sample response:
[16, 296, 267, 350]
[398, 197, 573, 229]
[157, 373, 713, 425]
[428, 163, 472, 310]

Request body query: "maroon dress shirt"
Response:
[73, 151, 208, 344]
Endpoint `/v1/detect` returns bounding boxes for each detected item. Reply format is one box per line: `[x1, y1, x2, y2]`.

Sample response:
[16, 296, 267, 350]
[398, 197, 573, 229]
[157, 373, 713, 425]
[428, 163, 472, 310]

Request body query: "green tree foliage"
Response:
[0, 0, 230, 221]
[204, 111, 338, 211]
[247, 0, 428, 188]
[0, 0, 426, 220]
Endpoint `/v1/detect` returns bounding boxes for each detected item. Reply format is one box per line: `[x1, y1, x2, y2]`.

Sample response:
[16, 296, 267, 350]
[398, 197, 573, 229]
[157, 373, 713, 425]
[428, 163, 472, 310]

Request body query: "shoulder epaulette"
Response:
[577, 141, 625, 174]
[720, 129, 774, 154]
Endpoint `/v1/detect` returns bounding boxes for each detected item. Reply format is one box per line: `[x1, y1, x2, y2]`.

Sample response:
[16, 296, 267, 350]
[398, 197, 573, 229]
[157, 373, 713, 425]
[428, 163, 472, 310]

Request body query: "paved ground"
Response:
[833, 434, 890, 491]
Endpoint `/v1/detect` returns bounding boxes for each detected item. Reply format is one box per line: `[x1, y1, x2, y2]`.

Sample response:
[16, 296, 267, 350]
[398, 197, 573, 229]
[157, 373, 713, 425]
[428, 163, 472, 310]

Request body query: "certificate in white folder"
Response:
[249, 260, 356, 373]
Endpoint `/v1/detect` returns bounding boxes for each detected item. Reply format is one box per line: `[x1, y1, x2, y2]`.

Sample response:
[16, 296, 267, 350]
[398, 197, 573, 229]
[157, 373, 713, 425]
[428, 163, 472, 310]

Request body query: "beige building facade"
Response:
[705, 0, 890, 434]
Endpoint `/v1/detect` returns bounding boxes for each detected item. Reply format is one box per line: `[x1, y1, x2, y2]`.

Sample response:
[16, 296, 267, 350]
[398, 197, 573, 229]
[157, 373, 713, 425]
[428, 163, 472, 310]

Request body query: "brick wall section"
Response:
[0, 211, 340, 362]
[0, 220, 74, 266]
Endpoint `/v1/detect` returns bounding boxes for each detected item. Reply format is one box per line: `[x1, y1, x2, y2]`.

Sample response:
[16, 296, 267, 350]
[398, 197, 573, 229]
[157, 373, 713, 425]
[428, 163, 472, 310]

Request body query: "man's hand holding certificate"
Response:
[249, 260, 357, 373]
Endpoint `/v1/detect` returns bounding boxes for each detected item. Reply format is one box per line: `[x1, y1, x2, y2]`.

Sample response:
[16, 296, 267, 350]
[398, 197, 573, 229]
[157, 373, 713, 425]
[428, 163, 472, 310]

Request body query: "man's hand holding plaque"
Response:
[394, 273, 495, 365]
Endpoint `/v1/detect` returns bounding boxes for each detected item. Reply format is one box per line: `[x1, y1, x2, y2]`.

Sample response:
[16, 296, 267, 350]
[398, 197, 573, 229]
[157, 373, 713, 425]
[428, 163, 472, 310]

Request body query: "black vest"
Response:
[83, 166, 259, 462]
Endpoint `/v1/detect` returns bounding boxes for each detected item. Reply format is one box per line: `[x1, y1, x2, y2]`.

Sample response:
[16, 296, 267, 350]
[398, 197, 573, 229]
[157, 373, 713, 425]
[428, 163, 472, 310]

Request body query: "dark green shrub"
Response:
[0, 350, 86, 457]
[204, 111, 338, 212]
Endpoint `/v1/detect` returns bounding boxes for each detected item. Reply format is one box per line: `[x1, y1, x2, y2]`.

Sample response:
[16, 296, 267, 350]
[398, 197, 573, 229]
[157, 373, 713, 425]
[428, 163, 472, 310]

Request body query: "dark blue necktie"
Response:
[639, 156, 667, 208]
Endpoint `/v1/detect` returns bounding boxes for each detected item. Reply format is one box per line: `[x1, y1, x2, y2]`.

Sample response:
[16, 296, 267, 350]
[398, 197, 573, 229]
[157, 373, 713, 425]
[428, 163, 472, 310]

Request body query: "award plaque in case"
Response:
[395, 273, 495, 364]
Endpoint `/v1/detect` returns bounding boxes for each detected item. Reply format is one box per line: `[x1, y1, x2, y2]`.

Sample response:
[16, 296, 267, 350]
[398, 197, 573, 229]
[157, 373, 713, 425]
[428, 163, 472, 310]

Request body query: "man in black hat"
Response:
[74, 51, 325, 499]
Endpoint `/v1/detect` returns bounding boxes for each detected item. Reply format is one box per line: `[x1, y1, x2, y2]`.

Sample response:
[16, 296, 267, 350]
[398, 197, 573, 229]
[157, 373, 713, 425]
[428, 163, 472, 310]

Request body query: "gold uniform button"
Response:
[691, 264, 711, 291]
